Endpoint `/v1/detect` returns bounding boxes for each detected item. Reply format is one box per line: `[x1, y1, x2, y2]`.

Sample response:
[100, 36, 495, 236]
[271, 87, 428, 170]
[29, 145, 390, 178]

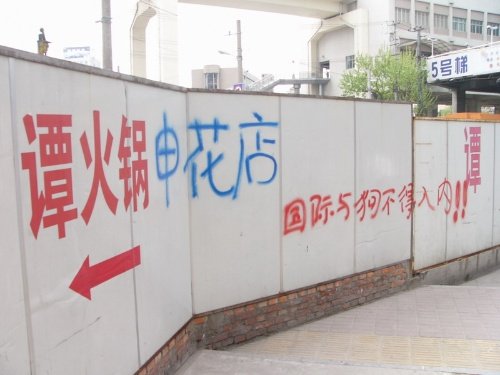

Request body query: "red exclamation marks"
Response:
[462, 179, 468, 220]
[453, 179, 468, 223]
[453, 181, 461, 223]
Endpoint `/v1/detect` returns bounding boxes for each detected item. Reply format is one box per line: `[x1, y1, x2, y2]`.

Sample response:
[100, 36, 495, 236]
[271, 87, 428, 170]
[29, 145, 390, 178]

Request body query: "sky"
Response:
[0, 0, 319, 87]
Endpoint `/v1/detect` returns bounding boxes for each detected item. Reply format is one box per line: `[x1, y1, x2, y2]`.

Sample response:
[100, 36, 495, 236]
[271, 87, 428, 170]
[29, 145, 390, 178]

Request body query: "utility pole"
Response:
[411, 26, 424, 115]
[389, 21, 400, 55]
[414, 26, 423, 61]
[236, 20, 243, 85]
[101, 0, 113, 70]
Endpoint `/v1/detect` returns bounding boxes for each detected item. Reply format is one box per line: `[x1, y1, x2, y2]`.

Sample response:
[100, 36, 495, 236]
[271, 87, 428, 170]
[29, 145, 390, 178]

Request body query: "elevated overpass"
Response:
[179, 0, 344, 18]
[130, 0, 347, 83]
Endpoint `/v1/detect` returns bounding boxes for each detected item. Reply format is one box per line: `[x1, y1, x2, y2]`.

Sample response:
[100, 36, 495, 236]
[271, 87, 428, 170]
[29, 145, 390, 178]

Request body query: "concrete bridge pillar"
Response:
[451, 87, 466, 113]
[131, 0, 179, 84]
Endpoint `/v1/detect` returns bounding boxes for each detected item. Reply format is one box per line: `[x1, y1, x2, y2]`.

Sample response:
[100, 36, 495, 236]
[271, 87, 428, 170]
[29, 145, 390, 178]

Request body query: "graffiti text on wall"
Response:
[464, 126, 481, 193]
[21, 111, 149, 239]
[20, 111, 146, 299]
[155, 112, 279, 206]
[283, 179, 468, 236]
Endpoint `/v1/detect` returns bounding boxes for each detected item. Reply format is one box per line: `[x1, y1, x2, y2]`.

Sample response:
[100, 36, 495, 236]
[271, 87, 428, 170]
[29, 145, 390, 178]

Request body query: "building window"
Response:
[434, 14, 448, 29]
[487, 22, 500, 36]
[471, 20, 483, 34]
[205, 72, 218, 89]
[453, 17, 466, 32]
[395, 7, 410, 25]
[346, 55, 355, 69]
[415, 11, 429, 29]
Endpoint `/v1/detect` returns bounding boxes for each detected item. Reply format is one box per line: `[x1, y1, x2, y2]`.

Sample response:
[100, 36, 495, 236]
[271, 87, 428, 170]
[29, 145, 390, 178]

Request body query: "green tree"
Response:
[340, 49, 435, 116]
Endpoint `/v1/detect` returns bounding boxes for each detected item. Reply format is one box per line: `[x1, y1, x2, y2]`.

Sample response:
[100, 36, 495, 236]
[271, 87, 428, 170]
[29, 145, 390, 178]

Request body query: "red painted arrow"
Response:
[70, 246, 141, 300]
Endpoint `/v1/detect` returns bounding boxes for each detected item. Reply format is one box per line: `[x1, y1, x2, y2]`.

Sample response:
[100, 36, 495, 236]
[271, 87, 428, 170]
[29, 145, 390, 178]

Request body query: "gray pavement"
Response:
[177, 268, 500, 374]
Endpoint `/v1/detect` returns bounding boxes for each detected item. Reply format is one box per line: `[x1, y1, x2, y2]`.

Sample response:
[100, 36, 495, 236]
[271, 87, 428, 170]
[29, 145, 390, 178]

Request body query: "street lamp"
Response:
[426, 37, 436, 56]
[487, 25, 498, 44]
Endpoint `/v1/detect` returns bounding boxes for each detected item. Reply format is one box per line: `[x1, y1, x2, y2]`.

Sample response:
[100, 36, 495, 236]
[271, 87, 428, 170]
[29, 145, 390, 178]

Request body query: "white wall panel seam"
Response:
[125, 83, 143, 368]
[411, 118, 415, 270]
[186, 92, 195, 315]
[8, 58, 36, 375]
[353, 101, 357, 273]
[493, 123, 497, 247]
[445, 121, 449, 261]
[278, 96, 284, 293]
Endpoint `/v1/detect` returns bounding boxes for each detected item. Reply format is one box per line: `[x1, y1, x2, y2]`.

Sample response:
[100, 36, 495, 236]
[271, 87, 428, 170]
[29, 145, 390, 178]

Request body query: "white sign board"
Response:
[427, 43, 500, 83]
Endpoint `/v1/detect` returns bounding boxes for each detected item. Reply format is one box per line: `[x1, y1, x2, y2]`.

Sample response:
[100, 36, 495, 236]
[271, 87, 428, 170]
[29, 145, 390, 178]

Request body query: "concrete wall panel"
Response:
[446, 122, 495, 259]
[414, 120, 498, 270]
[125, 83, 193, 364]
[413, 120, 447, 269]
[354, 102, 412, 272]
[187, 92, 281, 313]
[0, 57, 32, 375]
[281, 97, 355, 290]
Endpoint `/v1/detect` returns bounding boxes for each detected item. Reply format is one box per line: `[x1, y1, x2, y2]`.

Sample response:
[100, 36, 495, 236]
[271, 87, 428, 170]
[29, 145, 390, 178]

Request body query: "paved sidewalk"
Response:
[178, 268, 500, 374]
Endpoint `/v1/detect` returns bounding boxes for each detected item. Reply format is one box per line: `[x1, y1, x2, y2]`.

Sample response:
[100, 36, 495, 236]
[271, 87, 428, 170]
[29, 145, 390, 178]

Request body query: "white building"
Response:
[191, 64, 259, 90]
[311, 0, 500, 96]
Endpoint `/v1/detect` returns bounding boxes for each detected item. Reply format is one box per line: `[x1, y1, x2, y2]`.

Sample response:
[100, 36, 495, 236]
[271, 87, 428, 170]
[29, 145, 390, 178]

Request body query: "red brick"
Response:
[193, 316, 207, 325]
[256, 314, 266, 322]
[288, 292, 298, 300]
[234, 307, 246, 316]
[265, 303, 280, 313]
[168, 337, 176, 349]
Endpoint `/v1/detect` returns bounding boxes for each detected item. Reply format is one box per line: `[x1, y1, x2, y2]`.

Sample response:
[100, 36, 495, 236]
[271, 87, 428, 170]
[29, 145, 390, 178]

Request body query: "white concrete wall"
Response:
[281, 99, 412, 290]
[1, 54, 193, 375]
[414, 119, 500, 270]
[1, 49, 499, 374]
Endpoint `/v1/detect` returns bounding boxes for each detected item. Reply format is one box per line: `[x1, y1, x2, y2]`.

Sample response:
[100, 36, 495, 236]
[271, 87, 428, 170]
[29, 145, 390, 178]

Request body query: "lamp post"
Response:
[236, 20, 243, 85]
[487, 25, 498, 44]
[426, 37, 436, 55]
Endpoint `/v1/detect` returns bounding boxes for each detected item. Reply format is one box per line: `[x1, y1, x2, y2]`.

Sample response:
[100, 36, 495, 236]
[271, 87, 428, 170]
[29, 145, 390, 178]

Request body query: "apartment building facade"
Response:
[312, 0, 500, 96]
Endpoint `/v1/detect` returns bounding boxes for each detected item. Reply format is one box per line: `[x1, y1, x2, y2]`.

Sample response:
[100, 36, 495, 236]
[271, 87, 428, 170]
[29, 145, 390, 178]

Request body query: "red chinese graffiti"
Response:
[283, 179, 469, 235]
[118, 116, 149, 211]
[21, 114, 78, 239]
[80, 111, 119, 224]
[283, 199, 306, 235]
[453, 179, 468, 223]
[464, 126, 481, 193]
[21, 111, 149, 239]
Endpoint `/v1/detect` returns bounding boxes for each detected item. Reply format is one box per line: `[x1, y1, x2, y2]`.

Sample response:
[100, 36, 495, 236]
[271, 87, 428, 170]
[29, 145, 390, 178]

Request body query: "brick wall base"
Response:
[411, 245, 500, 287]
[136, 260, 411, 375]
